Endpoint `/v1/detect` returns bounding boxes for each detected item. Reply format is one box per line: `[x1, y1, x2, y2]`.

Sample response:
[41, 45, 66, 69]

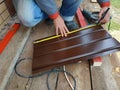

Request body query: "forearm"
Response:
[97, 0, 110, 7]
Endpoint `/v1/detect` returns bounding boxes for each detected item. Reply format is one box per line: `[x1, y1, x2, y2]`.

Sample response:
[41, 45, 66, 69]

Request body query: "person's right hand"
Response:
[53, 15, 69, 37]
[98, 7, 110, 24]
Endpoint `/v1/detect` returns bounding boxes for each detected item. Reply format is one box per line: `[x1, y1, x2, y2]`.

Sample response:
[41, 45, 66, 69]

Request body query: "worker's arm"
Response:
[97, 0, 111, 24]
[35, 0, 69, 37]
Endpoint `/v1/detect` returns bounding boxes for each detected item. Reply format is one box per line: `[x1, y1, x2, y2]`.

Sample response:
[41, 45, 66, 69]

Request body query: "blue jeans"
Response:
[13, 0, 82, 27]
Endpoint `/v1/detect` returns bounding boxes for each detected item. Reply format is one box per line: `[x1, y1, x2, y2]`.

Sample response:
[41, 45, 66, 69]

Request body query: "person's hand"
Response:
[53, 15, 69, 37]
[98, 7, 110, 24]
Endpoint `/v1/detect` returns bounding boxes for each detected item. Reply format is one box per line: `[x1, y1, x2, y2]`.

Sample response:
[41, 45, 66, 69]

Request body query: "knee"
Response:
[16, 0, 44, 27]
[17, 12, 37, 27]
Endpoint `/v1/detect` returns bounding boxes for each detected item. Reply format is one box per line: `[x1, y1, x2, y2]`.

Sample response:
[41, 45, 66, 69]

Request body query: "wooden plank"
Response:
[76, 8, 87, 27]
[5, 35, 33, 90]
[109, 29, 120, 90]
[33, 38, 120, 64]
[109, 53, 120, 89]
[30, 62, 91, 90]
[34, 25, 102, 44]
[32, 25, 120, 73]
[34, 26, 107, 49]
[91, 56, 119, 90]
[0, 23, 20, 54]
[34, 30, 111, 56]
[6, 21, 55, 90]
[0, 26, 31, 90]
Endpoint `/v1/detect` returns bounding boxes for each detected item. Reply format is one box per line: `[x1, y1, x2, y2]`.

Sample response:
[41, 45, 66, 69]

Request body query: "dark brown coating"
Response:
[32, 25, 120, 74]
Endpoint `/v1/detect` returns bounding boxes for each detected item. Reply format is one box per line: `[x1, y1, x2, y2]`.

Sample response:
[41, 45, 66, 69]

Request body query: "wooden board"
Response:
[30, 62, 91, 90]
[32, 25, 120, 74]
[109, 53, 120, 89]
[91, 56, 119, 90]
[0, 25, 30, 90]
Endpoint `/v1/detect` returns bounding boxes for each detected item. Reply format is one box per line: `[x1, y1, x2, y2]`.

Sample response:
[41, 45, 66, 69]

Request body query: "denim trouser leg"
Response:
[60, 0, 83, 21]
[13, 0, 82, 26]
[13, 0, 46, 27]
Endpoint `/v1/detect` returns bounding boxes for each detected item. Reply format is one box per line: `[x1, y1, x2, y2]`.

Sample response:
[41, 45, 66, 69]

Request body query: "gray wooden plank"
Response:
[109, 53, 120, 90]
[30, 61, 91, 90]
[91, 56, 119, 90]
[0, 26, 31, 90]
[6, 21, 55, 90]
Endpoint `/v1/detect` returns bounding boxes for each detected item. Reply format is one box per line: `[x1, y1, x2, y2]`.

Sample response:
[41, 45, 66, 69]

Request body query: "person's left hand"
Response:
[98, 7, 110, 24]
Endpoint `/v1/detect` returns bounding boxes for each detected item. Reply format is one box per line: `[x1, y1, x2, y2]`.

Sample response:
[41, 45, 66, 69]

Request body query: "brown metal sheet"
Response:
[34, 25, 102, 46]
[34, 30, 110, 57]
[33, 49, 120, 74]
[32, 25, 120, 74]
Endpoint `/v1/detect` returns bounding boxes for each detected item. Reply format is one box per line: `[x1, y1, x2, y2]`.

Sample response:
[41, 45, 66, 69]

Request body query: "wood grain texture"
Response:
[32, 25, 120, 74]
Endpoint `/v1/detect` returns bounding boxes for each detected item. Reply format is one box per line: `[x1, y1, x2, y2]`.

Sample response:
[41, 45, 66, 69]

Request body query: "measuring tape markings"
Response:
[33, 24, 99, 44]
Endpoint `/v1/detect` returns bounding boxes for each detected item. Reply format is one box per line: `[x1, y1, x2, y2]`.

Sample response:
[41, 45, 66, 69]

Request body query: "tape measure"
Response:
[33, 24, 99, 44]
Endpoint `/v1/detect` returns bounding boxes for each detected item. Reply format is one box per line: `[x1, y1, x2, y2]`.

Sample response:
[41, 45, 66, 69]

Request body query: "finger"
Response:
[64, 25, 69, 33]
[62, 27, 67, 37]
[98, 10, 104, 19]
[56, 27, 59, 36]
[59, 28, 64, 37]
[60, 26, 67, 37]
[63, 26, 69, 37]
[105, 14, 110, 23]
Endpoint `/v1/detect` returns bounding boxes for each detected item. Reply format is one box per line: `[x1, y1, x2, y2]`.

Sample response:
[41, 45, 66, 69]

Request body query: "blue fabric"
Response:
[13, 0, 47, 27]
[60, 0, 83, 17]
[13, 0, 110, 27]
[35, 0, 58, 16]
[13, 0, 83, 27]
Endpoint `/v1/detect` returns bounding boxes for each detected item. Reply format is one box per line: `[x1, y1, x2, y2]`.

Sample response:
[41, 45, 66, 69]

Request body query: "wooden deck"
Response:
[5, 22, 92, 90]
[0, 0, 120, 90]
[2, 21, 119, 90]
